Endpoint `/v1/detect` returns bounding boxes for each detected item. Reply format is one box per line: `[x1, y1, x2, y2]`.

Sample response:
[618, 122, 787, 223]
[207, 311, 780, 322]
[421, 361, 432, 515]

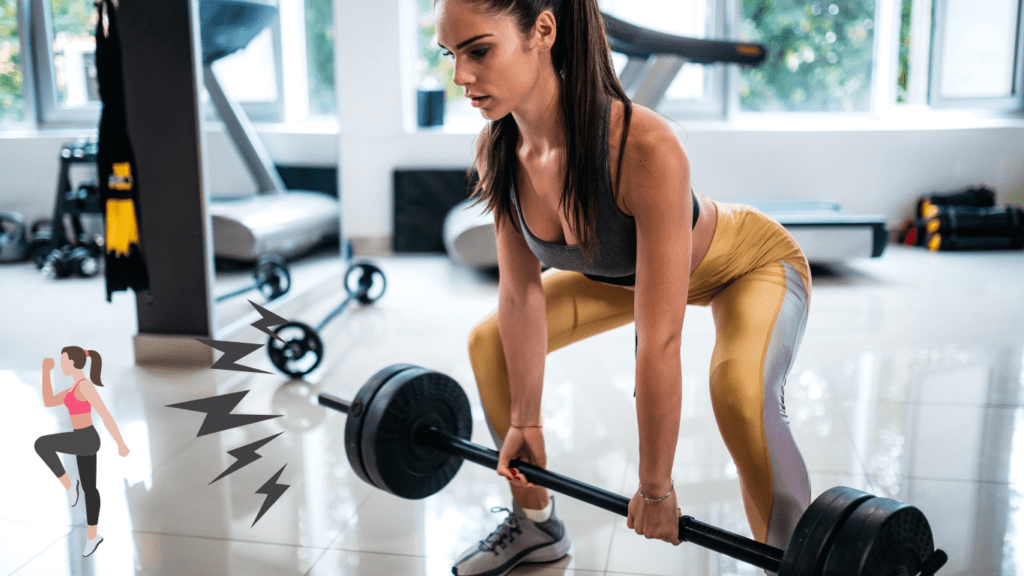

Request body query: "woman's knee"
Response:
[34, 436, 52, 457]
[710, 359, 765, 430]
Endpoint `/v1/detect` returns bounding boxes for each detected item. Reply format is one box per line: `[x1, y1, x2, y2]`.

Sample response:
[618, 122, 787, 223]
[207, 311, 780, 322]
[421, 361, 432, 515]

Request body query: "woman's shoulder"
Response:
[610, 99, 683, 160]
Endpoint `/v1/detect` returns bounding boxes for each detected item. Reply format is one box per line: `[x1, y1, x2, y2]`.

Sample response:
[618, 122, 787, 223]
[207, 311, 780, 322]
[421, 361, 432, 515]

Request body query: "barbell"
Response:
[267, 261, 386, 377]
[216, 253, 291, 303]
[317, 363, 948, 576]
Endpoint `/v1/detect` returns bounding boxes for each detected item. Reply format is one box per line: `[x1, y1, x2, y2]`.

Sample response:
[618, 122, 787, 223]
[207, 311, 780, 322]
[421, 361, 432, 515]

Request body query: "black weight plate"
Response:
[361, 368, 473, 500]
[267, 322, 324, 377]
[821, 496, 935, 576]
[344, 261, 386, 304]
[256, 262, 291, 300]
[344, 364, 420, 489]
[778, 486, 876, 576]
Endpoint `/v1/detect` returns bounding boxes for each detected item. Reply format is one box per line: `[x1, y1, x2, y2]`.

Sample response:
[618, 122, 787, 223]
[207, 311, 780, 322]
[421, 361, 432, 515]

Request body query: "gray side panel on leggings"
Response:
[762, 261, 812, 551]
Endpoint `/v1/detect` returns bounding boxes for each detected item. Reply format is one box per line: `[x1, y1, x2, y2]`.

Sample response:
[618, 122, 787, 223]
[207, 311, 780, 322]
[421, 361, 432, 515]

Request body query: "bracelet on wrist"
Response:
[637, 480, 674, 504]
[510, 423, 542, 429]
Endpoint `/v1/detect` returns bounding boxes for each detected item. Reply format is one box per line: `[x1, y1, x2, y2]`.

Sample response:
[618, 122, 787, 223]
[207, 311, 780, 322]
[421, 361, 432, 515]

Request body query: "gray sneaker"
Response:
[452, 497, 572, 576]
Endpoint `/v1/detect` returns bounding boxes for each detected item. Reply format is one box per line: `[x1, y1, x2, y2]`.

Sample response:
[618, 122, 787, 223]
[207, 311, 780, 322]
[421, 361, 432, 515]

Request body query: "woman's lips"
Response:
[471, 96, 490, 107]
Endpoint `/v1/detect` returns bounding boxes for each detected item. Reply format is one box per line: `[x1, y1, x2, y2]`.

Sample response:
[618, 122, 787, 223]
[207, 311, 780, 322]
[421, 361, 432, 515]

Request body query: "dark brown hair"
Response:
[62, 346, 104, 387]
[459, 0, 633, 260]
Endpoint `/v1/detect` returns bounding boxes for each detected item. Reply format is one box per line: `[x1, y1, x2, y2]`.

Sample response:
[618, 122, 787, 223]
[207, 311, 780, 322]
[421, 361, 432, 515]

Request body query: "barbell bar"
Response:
[316, 364, 947, 576]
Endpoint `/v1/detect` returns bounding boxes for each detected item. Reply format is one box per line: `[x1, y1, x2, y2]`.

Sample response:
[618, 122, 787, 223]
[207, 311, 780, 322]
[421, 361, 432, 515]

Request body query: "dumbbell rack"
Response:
[46, 136, 104, 258]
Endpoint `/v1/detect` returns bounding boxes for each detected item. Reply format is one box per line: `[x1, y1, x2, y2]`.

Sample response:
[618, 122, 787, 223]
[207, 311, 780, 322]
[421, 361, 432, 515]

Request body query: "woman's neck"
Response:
[71, 371, 86, 381]
[511, 67, 565, 157]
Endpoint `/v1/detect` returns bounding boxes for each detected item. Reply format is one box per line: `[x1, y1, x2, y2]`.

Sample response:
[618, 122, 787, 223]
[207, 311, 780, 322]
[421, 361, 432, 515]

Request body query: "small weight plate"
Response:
[778, 486, 876, 576]
[344, 261, 387, 304]
[268, 322, 324, 377]
[821, 496, 935, 576]
[361, 368, 473, 500]
[344, 364, 419, 489]
[256, 262, 291, 300]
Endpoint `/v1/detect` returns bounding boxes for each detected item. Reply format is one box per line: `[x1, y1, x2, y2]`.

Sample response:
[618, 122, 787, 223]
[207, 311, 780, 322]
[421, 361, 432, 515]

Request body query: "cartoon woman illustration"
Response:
[35, 347, 129, 557]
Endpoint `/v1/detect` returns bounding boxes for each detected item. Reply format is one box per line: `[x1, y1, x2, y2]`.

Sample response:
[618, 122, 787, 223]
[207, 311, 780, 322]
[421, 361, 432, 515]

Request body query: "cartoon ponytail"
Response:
[61, 346, 105, 386]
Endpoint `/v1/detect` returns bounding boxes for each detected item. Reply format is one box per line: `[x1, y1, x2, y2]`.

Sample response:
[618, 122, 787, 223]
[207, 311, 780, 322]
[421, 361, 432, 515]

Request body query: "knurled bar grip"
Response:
[416, 427, 784, 573]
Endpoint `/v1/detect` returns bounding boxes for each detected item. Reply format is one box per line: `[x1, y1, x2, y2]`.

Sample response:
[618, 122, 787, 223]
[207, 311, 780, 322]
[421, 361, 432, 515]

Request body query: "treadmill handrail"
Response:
[601, 12, 766, 66]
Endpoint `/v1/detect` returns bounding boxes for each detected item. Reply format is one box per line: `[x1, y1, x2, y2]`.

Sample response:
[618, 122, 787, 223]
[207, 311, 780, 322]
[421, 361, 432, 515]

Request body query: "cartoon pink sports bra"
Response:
[64, 379, 92, 415]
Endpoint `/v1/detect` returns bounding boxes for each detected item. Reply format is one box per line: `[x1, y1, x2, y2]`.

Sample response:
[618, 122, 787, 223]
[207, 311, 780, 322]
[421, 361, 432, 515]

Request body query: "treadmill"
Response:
[201, 0, 339, 262]
[444, 13, 887, 267]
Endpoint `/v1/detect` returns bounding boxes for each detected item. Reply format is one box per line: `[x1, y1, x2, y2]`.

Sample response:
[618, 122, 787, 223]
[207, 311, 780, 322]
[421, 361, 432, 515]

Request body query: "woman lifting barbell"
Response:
[434, 0, 813, 574]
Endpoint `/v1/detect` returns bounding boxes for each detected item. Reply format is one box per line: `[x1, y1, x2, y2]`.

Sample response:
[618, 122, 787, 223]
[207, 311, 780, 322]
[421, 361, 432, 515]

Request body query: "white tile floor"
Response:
[1, 244, 1023, 575]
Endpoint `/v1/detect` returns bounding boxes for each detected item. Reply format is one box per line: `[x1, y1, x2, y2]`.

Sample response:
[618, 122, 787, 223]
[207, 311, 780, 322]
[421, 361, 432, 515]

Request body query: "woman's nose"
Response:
[452, 59, 473, 88]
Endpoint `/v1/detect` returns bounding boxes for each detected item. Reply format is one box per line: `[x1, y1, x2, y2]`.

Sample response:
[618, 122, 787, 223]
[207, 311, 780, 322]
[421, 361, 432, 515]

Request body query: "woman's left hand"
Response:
[118, 443, 130, 457]
[626, 482, 682, 545]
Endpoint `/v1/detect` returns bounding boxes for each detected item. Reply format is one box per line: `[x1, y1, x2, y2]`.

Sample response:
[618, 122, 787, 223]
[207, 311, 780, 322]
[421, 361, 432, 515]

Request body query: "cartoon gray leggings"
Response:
[35, 426, 101, 525]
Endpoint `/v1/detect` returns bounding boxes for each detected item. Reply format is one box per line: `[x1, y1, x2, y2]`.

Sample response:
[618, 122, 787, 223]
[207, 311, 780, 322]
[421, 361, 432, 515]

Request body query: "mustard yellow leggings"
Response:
[467, 201, 813, 549]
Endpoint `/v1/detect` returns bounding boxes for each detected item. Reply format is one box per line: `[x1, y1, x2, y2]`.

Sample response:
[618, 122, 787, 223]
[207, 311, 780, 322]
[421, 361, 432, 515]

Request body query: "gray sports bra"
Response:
[511, 97, 699, 287]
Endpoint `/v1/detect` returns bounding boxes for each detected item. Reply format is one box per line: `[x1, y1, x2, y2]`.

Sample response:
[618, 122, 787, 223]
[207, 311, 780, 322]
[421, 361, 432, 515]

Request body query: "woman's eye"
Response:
[471, 49, 488, 58]
[441, 50, 453, 58]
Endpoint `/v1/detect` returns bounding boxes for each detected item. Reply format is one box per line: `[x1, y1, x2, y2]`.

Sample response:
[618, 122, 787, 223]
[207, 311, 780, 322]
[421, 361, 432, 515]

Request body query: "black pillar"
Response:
[116, 0, 215, 364]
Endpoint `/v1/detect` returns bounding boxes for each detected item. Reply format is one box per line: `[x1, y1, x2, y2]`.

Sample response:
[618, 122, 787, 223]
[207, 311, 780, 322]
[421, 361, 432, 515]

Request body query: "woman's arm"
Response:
[628, 119, 694, 498]
[41, 358, 70, 407]
[495, 215, 547, 427]
[79, 381, 128, 450]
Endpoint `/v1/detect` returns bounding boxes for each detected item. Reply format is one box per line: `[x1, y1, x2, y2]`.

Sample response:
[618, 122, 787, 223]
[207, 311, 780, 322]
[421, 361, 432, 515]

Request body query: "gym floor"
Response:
[1, 244, 1022, 576]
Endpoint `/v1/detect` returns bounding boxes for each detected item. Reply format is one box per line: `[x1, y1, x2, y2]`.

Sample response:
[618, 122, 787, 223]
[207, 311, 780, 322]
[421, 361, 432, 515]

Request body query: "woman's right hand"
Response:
[496, 425, 547, 488]
[42, 358, 54, 372]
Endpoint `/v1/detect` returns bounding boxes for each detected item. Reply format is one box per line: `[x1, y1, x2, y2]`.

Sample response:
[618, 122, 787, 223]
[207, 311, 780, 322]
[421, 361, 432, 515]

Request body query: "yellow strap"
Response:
[105, 198, 140, 257]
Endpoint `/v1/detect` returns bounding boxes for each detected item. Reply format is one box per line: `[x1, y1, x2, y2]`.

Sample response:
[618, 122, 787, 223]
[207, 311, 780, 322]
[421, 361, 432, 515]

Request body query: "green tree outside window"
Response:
[1, 0, 24, 123]
[740, 0, 876, 112]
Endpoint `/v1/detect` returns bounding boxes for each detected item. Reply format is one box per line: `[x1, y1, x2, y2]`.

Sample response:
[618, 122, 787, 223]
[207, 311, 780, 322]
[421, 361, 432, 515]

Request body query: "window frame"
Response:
[28, 0, 291, 129]
[28, 0, 100, 127]
[927, 0, 1024, 110]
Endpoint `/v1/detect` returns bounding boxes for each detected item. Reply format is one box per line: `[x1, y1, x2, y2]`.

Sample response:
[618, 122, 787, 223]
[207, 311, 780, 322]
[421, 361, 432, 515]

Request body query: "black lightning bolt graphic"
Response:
[167, 391, 282, 437]
[253, 464, 290, 527]
[209, 432, 284, 485]
[247, 300, 288, 343]
[195, 339, 272, 374]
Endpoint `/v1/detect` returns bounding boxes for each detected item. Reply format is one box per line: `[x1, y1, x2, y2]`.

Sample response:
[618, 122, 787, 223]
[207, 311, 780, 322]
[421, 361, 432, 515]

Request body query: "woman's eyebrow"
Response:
[438, 33, 495, 51]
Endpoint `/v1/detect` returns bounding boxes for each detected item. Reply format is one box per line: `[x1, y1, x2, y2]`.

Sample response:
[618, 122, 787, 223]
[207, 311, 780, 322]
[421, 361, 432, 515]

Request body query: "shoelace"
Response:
[477, 507, 523, 555]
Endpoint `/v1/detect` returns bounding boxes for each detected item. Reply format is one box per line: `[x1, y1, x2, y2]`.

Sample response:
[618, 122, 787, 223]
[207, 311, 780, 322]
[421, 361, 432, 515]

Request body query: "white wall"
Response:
[3, 0, 1023, 244]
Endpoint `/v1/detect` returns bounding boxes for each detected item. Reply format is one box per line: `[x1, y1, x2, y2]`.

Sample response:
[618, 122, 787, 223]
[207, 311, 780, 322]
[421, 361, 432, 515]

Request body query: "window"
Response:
[738, 0, 877, 113]
[30, 0, 100, 126]
[0, 0, 25, 124]
[930, 0, 1024, 109]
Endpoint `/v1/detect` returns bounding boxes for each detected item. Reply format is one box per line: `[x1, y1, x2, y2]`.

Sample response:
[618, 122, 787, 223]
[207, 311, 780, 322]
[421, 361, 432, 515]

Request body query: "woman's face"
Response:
[60, 353, 71, 375]
[435, 0, 555, 121]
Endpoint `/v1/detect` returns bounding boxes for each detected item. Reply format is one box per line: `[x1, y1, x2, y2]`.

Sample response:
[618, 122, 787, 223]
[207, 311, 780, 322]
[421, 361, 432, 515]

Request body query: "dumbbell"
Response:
[318, 364, 948, 576]
[28, 220, 54, 268]
[216, 253, 291, 303]
[41, 244, 100, 279]
[267, 261, 386, 378]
